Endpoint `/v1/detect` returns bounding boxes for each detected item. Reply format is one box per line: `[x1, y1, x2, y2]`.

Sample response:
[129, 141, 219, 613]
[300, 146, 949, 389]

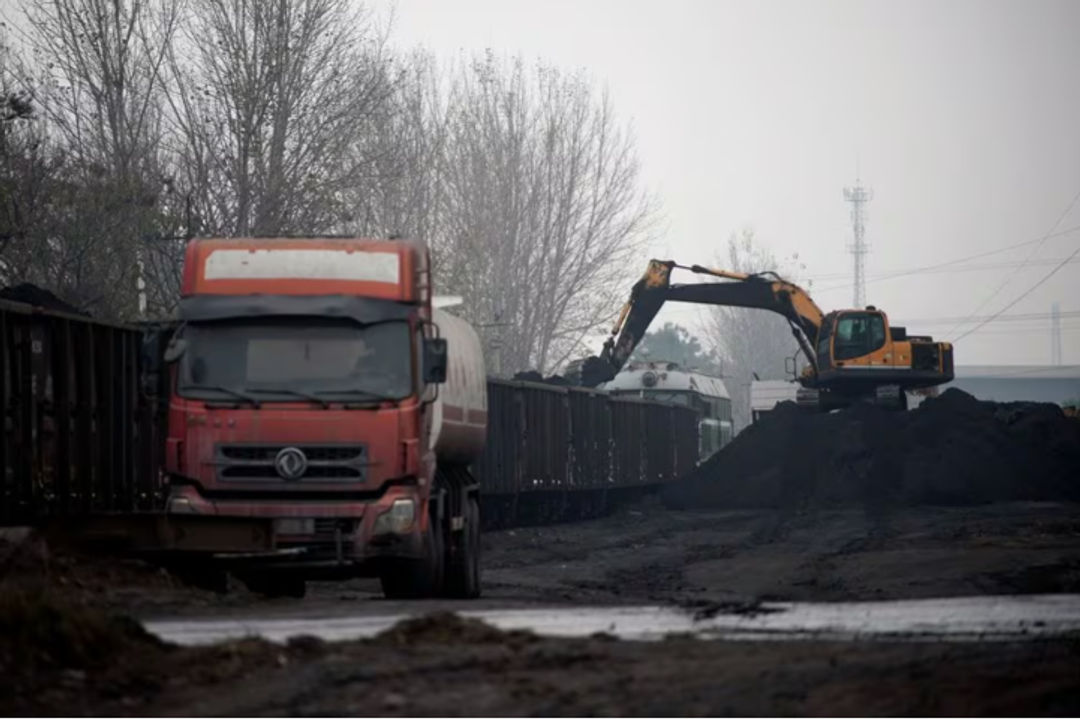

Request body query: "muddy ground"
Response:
[10, 497, 1079, 617]
[5, 604, 1078, 717]
[478, 498, 1080, 607]
[3, 498, 1080, 715]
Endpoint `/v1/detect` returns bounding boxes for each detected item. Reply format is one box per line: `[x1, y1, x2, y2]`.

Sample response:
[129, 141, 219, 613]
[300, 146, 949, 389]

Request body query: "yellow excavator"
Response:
[571, 260, 954, 411]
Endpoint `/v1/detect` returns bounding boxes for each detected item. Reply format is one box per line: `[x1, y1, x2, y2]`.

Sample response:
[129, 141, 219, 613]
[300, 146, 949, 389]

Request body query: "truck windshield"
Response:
[177, 318, 412, 403]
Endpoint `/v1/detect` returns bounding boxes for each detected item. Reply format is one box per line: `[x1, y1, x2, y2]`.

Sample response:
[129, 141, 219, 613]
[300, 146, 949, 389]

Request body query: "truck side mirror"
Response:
[163, 335, 187, 364]
[423, 337, 448, 384]
[784, 355, 796, 380]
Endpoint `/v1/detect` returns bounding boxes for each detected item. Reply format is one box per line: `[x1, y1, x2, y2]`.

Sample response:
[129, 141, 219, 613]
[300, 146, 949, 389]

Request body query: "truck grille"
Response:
[215, 444, 368, 482]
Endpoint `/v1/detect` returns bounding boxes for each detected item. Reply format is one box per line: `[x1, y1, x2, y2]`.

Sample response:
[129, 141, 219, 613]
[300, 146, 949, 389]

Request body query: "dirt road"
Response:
[44, 497, 1074, 619]
[4, 498, 1080, 715]
[77, 627, 1080, 716]
[477, 498, 1080, 607]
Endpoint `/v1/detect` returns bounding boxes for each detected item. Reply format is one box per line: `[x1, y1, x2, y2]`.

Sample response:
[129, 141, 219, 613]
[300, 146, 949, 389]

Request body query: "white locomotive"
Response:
[598, 360, 734, 461]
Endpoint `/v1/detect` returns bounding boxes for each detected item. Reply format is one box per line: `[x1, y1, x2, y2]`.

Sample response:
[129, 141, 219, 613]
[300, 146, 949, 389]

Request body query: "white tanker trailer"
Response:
[431, 303, 488, 463]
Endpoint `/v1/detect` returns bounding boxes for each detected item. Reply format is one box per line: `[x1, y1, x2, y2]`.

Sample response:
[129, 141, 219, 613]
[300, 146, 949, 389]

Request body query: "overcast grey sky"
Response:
[373, 0, 1080, 366]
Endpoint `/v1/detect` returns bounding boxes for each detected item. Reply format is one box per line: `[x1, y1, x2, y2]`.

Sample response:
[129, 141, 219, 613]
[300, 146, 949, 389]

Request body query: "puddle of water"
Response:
[144, 594, 1080, 647]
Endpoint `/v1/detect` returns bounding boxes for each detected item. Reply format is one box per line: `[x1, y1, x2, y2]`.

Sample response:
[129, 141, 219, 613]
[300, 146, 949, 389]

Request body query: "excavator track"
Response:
[794, 385, 909, 413]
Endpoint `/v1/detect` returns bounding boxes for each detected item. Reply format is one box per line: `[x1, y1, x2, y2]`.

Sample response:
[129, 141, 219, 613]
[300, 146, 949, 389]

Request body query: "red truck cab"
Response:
[159, 237, 485, 599]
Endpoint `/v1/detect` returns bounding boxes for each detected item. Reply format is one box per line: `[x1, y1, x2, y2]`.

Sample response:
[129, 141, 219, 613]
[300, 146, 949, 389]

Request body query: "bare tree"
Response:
[14, 0, 182, 319]
[0, 33, 60, 288]
[2, 4, 656, 340]
[166, 0, 397, 238]
[704, 228, 810, 431]
[340, 49, 447, 242]
[438, 54, 656, 375]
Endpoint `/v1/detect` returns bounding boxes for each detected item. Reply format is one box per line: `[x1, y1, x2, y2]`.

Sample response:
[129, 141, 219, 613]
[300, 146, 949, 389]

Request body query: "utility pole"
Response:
[1051, 301, 1062, 366]
[136, 253, 148, 319]
[843, 175, 873, 309]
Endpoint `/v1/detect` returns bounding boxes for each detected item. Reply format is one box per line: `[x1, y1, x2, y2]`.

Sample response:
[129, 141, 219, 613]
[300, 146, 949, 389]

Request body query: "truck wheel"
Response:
[167, 564, 229, 594]
[379, 515, 444, 599]
[444, 495, 481, 599]
[240, 572, 307, 599]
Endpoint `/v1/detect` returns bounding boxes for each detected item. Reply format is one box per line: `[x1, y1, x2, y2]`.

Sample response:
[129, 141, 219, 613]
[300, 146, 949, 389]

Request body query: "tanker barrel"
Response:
[430, 307, 488, 464]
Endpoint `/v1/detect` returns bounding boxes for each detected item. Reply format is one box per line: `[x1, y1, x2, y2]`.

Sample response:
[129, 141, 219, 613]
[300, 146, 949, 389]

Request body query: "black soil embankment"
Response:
[662, 388, 1080, 511]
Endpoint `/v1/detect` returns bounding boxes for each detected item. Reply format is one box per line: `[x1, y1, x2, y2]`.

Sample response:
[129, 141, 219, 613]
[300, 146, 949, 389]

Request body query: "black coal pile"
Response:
[662, 388, 1080, 511]
[512, 370, 571, 386]
[0, 283, 87, 316]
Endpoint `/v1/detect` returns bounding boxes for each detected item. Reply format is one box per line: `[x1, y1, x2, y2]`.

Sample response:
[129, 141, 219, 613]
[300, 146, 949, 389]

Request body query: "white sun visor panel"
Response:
[203, 249, 401, 283]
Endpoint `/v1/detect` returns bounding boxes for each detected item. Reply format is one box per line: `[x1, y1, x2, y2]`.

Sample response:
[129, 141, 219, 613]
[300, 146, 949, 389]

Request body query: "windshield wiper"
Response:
[244, 387, 331, 409]
[182, 384, 262, 408]
[313, 388, 391, 403]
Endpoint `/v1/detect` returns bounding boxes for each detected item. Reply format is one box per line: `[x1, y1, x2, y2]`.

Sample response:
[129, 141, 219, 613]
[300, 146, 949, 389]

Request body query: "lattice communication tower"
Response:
[843, 179, 874, 308]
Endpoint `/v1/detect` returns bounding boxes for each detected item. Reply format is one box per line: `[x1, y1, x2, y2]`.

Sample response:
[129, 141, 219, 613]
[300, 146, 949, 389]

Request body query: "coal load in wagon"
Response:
[0, 283, 88, 317]
[661, 388, 1080, 510]
[512, 370, 572, 386]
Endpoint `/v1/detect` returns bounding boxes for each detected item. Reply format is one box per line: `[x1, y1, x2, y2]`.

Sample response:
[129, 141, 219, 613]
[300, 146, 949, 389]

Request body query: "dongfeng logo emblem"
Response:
[274, 447, 308, 480]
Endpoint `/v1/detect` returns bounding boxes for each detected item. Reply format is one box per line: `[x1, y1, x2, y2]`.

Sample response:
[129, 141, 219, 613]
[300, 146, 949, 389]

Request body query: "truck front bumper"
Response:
[164, 483, 426, 572]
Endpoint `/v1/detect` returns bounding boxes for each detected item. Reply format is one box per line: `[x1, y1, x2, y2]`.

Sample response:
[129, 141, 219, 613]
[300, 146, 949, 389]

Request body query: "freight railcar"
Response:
[474, 379, 700, 529]
[0, 299, 700, 531]
[0, 298, 162, 524]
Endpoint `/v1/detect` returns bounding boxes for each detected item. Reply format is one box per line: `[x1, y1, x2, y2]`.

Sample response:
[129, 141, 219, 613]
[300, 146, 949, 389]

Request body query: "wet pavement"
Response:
[145, 593, 1080, 646]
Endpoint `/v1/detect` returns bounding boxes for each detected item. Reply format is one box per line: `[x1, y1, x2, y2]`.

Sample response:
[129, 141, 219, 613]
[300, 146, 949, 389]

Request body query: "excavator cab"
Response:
[817, 309, 890, 369]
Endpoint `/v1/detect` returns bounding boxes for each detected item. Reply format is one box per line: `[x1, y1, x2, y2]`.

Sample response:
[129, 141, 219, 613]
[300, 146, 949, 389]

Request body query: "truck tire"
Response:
[443, 495, 481, 599]
[240, 572, 307, 599]
[379, 515, 445, 599]
[168, 565, 229, 594]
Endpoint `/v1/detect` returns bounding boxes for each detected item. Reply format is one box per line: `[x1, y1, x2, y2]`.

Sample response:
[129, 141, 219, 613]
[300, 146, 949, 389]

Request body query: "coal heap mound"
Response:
[661, 388, 1080, 510]
[512, 370, 571, 386]
[0, 283, 87, 316]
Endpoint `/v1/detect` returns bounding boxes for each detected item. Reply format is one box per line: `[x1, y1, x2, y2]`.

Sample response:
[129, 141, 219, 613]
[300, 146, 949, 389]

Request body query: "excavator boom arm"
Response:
[578, 260, 827, 387]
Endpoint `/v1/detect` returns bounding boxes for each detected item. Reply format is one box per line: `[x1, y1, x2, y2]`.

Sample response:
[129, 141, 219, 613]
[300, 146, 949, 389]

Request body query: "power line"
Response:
[808, 223, 1080, 293]
[958, 364, 1080, 377]
[946, 187, 1080, 338]
[895, 310, 1080, 325]
[811, 254, 1080, 284]
[954, 241, 1080, 343]
[811, 258, 1080, 294]
[955, 325, 1080, 337]
[1052, 302, 1063, 366]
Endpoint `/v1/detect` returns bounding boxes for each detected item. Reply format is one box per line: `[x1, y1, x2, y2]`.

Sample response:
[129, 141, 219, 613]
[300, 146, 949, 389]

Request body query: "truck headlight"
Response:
[168, 496, 197, 514]
[373, 498, 416, 535]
